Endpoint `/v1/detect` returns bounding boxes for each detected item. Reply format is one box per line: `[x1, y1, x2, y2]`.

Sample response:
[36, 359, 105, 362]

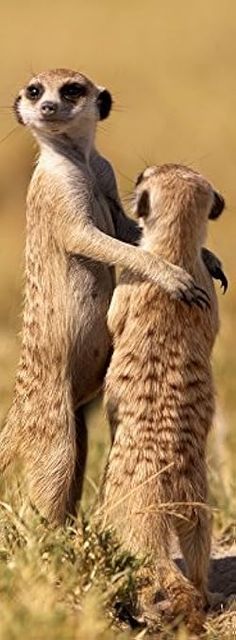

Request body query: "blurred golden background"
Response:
[0, 0, 235, 508]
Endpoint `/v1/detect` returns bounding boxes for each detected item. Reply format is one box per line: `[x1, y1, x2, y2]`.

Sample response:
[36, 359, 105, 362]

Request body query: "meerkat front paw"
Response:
[165, 264, 211, 309]
[201, 248, 228, 293]
[208, 263, 228, 293]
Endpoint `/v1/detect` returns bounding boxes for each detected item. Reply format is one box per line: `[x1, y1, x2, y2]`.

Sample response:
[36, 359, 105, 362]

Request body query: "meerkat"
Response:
[0, 69, 226, 525]
[100, 164, 224, 629]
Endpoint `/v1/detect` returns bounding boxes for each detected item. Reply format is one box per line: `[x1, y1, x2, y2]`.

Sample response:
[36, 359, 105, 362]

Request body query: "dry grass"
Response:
[0, 1, 235, 638]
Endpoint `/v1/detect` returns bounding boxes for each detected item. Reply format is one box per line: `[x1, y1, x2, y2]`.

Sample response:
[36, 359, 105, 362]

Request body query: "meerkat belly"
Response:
[67, 189, 116, 405]
[69, 255, 115, 406]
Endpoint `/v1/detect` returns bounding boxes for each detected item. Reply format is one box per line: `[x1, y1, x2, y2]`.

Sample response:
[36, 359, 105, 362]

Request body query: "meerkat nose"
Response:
[40, 101, 58, 118]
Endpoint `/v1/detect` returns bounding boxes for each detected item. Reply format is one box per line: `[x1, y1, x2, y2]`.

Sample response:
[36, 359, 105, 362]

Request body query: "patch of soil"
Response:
[174, 540, 236, 635]
[175, 547, 236, 600]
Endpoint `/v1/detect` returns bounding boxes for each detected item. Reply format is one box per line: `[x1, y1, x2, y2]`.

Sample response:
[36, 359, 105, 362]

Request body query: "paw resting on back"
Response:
[164, 264, 211, 310]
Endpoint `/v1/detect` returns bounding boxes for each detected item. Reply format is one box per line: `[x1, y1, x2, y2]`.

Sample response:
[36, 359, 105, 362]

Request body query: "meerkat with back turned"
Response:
[0, 69, 226, 525]
[100, 164, 224, 628]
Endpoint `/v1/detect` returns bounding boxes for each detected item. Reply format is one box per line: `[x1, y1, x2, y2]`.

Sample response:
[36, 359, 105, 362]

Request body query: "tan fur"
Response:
[1, 71, 211, 525]
[100, 164, 221, 629]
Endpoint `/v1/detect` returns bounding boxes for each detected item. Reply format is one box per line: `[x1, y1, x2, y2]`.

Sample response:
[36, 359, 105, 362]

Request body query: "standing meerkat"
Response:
[100, 164, 224, 629]
[0, 69, 225, 525]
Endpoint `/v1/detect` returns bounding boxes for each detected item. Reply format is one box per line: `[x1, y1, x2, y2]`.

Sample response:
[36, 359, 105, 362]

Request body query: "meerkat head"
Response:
[13, 68, 112, 137]
[134, 164, 225, 247]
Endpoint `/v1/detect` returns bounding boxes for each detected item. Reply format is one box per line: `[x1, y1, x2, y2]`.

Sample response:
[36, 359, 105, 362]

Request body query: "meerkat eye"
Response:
[60, 83, 87, 101]
[26, 84, 44, 101]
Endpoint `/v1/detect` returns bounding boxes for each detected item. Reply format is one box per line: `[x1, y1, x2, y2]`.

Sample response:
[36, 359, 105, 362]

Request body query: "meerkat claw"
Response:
[193, 299, 204, 310]
[193, 286, 211, 309]
[218, 269, 228, 293]
[179, 284, 211, 309]
[194, 285, 211, 301]
[195, 296, 211, 310]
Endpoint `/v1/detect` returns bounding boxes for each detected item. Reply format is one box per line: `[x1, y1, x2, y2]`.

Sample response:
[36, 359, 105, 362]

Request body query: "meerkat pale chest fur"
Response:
[0, 69, 226, 525]
[100, 164, 225, 630]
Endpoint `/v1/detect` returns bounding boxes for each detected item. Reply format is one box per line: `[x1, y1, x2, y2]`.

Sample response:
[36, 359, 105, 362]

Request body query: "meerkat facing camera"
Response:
[0, 68, 226, 525]
[0, 70, 214, 525]
[100, 164, 224, 629]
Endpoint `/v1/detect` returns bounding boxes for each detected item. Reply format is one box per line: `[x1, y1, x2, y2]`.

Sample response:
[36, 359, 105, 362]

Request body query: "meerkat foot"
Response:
[137, 580, 204, 633]
[156, 582, 206, 633]
[168, 601, 204, 633]
[138, 597, 205, 634]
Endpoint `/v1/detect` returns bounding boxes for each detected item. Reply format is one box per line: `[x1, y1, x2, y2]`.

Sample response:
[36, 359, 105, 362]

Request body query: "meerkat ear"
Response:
[209, 191, 225, 219]
[96, 89, 112, 120]
[137, 190, 150, 218]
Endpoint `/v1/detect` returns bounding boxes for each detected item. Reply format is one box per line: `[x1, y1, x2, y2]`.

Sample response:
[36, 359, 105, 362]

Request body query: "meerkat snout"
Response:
[40, 101, 58, 119]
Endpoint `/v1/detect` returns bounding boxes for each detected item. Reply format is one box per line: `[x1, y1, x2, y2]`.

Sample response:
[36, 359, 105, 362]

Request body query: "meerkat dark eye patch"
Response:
[97, 89, 112, 120]
[13, 95, 24, 124]
[60, 82, 87, 102]
[137, 190, 150, 218]
[25, 83, 44, 101]
[209, 191, 225, 219]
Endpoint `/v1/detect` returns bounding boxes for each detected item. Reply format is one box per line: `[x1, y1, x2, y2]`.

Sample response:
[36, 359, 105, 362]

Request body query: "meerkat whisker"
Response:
[0, 126, 19, 145]
[116, 168, 134, 184]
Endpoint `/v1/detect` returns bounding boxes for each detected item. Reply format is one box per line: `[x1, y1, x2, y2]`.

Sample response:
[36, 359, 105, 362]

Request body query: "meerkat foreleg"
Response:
[61, 216, 210, 306]
[106, 197, 141, 245]
[90, 151, 141, 246]
[201, 248, 228, 292]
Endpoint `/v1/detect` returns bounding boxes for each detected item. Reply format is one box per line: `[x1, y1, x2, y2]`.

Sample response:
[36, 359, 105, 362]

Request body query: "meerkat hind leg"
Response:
[27, 424, 77, 526]
[133, 517, 204, 631]
[0, 402, 21, 474]
[174, 508, 225, 610]
[136, 556, 204, 632]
